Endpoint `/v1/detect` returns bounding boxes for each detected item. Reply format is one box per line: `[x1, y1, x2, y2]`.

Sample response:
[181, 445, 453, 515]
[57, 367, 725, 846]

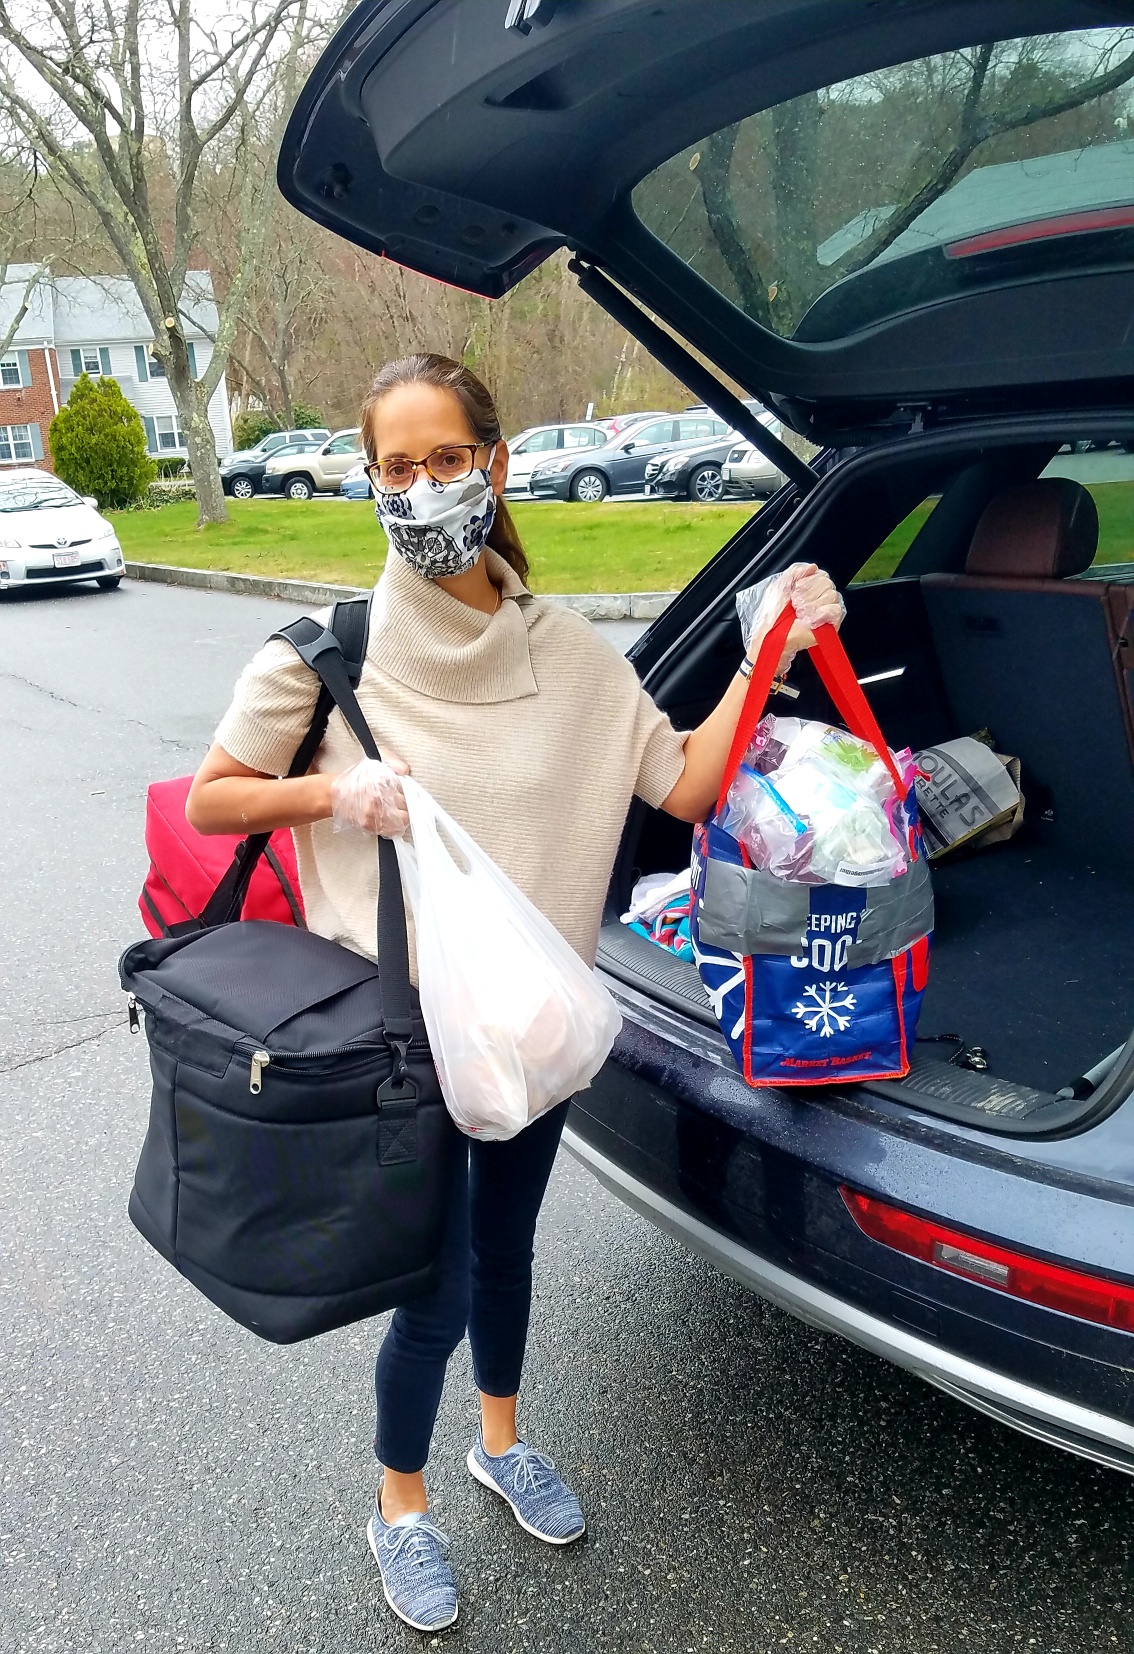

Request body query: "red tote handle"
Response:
[714, 603, 908, 818]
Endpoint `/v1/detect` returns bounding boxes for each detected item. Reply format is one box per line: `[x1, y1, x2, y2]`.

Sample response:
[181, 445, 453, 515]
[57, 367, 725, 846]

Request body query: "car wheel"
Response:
[570, 469, 608, 503]
[688, 463, 724, 503]
[229, 476, 255, 500]
[96, 575, 122, 591]
[284, 475, 314, 501]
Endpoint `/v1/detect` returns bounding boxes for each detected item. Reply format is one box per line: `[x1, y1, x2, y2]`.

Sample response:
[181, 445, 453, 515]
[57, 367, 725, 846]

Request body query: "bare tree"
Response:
[0, 0, 328, 523]
[218, 205, 337, 427]
[0, 143, 56, 356]
[686, 31, 1134, 335]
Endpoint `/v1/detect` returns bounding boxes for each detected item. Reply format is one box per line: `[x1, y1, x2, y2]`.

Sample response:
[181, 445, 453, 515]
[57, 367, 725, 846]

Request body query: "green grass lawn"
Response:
[109, 497, 757, 594]
[110, 480, 1134, 593]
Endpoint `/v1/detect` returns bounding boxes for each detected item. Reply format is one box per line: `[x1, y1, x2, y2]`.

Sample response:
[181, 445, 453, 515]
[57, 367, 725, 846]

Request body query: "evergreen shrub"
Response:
[50, 373, 156, 508]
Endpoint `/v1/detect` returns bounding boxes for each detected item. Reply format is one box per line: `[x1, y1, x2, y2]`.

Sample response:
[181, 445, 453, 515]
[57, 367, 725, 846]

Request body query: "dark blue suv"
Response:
[280, 0, 1134, 1474]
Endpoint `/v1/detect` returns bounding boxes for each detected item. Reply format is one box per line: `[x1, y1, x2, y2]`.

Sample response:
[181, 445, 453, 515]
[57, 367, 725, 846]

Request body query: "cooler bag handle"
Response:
[715, 600, 908, 817]
[199, 598, 414, 1041]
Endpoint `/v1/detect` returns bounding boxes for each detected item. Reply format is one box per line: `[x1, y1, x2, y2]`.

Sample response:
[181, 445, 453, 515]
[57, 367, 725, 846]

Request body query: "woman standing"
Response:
[187, 354, 840, 1632]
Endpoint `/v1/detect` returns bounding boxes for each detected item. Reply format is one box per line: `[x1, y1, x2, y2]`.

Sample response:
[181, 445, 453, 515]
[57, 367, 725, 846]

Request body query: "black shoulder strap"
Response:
[196, 592, 412, 1040]
[276, 590, 374, 780]
[196, 588, 413, 1042]
[198, 594, 377, 926]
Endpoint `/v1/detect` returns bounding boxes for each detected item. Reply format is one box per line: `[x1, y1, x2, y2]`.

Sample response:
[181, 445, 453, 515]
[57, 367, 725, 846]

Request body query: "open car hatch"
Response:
[280, 0, 1134, 442]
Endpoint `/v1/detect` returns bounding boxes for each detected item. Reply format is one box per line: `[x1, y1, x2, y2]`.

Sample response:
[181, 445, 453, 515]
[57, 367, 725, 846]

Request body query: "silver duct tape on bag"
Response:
[697, 855, 933, 967]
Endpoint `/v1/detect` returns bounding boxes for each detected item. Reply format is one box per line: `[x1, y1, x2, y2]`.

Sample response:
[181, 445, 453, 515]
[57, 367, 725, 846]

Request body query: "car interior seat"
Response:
[920, 478, 1134, 862]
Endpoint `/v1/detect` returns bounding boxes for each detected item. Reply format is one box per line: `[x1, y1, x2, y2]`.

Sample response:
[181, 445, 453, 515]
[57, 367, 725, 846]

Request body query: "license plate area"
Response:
[53, 551, 81, 568]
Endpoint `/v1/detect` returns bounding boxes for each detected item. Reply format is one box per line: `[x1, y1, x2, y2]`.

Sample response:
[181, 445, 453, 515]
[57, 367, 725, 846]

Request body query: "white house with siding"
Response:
[0, 265, 232, 469]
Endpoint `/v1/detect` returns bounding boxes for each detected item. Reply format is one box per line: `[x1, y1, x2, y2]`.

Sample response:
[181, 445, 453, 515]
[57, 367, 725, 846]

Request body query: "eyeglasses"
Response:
[365, 442, 491, 495]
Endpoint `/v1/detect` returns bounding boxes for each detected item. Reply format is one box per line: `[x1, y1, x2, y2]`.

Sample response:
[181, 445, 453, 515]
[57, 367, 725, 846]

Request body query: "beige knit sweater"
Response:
[215, 549, 689, 969]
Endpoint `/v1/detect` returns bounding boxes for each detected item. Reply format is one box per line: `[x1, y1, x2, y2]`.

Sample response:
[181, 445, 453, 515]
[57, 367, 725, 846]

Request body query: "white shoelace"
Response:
[508, 1444, 557, 1497]
[383, 1516, 451, 1571]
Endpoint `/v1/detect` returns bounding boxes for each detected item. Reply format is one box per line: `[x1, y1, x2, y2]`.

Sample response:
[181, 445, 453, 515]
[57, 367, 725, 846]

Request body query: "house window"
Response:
[153, 415, 185, 451]
[148, 355, 166, 379]
[70, 346, 112, 378]
[0, 424, 34, 462]
[0, 356, 20, 388]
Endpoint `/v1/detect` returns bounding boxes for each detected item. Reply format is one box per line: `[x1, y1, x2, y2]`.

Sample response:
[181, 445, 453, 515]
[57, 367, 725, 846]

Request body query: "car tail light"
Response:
[841, 1187, 1134, 1333]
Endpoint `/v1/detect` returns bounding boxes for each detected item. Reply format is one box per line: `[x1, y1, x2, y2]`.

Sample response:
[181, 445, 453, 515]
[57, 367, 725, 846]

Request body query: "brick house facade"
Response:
[0, 344, 61, 471]
[0, 267, 231, 473]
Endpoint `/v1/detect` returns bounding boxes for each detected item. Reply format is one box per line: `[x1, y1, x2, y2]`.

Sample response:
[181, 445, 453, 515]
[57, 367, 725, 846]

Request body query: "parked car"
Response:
[283, 2, 1134, 1473]
[721, 440, 787, 499]
[0, 469, 125, 593]
[529, 413, 729, 501]
[260, 428, 365, 500]
[220, 433, 330, 499]
[505, 422, 609, 495]
[597, 410, 668, 436]
[340, 460, 371, 501]
[258, 427, 330, 455]
[642, 403, 786, 502]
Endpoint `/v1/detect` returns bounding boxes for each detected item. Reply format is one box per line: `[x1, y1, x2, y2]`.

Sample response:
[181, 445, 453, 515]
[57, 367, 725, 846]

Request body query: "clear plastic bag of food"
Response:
[394, 777, 622, 1141]
[721, 764, 818, 882]
[733, 714, 914, 887]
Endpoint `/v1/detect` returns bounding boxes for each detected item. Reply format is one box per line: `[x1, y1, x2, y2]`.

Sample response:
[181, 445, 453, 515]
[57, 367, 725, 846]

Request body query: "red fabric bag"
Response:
[139, 775, 305, 938]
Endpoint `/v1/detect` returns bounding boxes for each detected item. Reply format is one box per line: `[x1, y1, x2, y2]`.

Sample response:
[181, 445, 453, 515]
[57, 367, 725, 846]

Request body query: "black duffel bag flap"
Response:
[120, 601, 459, 1345]
[122, 922, 406, 1046]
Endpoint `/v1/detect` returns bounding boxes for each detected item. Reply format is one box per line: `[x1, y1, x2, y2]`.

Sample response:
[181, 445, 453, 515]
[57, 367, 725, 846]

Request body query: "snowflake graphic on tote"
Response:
[792, 981, 857, 1038]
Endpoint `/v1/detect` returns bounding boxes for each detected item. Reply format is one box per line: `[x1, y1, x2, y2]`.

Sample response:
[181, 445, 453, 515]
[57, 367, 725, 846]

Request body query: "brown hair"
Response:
[361, 352, 529, 585]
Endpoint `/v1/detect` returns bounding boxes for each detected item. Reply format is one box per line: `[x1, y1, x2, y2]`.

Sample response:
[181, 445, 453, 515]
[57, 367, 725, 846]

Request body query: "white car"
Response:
[505, 422, 609, 495]
[0, 469, 125, 592]
[721, 425, 787, 497]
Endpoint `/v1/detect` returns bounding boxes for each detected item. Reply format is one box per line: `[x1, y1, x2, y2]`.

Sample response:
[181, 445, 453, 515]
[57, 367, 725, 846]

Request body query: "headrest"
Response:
[966, 479, 1098, 580]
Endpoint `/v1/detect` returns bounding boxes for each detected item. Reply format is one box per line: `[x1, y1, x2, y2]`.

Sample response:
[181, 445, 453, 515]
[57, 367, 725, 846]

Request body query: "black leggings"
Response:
[374, 1101, 568, 1475]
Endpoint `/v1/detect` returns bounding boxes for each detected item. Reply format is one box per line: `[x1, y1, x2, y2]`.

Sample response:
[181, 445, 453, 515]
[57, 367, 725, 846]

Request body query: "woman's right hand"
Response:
[330, 755, 411, 837]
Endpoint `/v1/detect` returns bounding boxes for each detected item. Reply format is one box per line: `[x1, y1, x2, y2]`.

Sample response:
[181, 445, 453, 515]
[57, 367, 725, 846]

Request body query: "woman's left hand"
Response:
[781, 563, 845, 658]
[738, 562, 845, 672]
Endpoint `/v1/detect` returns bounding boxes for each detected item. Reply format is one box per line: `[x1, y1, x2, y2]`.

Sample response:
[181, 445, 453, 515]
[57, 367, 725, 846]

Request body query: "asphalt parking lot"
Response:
[2, 579, 1132, 1654]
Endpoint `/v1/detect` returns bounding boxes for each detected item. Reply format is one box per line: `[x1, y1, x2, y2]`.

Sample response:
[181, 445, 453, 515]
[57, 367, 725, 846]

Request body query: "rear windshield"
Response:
[633, 27, 1134, 343]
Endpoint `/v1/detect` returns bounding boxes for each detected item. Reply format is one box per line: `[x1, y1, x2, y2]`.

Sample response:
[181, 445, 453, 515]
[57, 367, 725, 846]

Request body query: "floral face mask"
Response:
[374, 447, 497, 578]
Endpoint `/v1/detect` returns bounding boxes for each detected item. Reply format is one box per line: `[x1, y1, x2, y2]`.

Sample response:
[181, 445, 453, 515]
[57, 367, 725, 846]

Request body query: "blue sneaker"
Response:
[466, 1435, 585, 1545]
[366, 1490, 459, 1632]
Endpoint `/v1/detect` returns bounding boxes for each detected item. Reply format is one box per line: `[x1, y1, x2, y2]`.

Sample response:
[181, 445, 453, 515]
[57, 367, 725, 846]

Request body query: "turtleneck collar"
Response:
[367, 547, 539, 704]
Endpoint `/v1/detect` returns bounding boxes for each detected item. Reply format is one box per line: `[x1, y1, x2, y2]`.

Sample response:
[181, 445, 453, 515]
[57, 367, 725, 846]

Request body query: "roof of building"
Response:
[0, 266, 218, 348]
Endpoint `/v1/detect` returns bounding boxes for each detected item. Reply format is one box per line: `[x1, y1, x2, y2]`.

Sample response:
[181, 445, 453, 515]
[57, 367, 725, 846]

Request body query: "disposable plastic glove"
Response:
[330, 755, 410, 837]
[736, 562, 846, 673]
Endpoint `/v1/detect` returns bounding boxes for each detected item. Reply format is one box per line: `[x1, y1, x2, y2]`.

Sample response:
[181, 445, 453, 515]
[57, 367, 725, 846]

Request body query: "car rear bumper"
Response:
[564, 1122, 1134, 1475]
[1, 548, 122, 589]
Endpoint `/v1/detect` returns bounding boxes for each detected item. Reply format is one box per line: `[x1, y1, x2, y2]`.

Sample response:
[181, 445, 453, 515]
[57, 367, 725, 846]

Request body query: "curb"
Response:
[123, 561, 676, 620]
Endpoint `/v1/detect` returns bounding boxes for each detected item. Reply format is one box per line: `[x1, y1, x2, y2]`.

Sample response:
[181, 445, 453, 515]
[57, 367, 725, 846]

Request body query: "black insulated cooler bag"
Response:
[119, 600, 459, 1343]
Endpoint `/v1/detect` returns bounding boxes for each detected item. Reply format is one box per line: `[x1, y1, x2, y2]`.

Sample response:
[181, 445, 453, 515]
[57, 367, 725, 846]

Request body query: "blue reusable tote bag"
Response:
[690, 605, 934, 1087]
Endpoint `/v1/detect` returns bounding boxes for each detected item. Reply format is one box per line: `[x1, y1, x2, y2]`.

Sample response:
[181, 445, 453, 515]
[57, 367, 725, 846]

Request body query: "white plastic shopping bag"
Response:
[393, 776, 622, 1141]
